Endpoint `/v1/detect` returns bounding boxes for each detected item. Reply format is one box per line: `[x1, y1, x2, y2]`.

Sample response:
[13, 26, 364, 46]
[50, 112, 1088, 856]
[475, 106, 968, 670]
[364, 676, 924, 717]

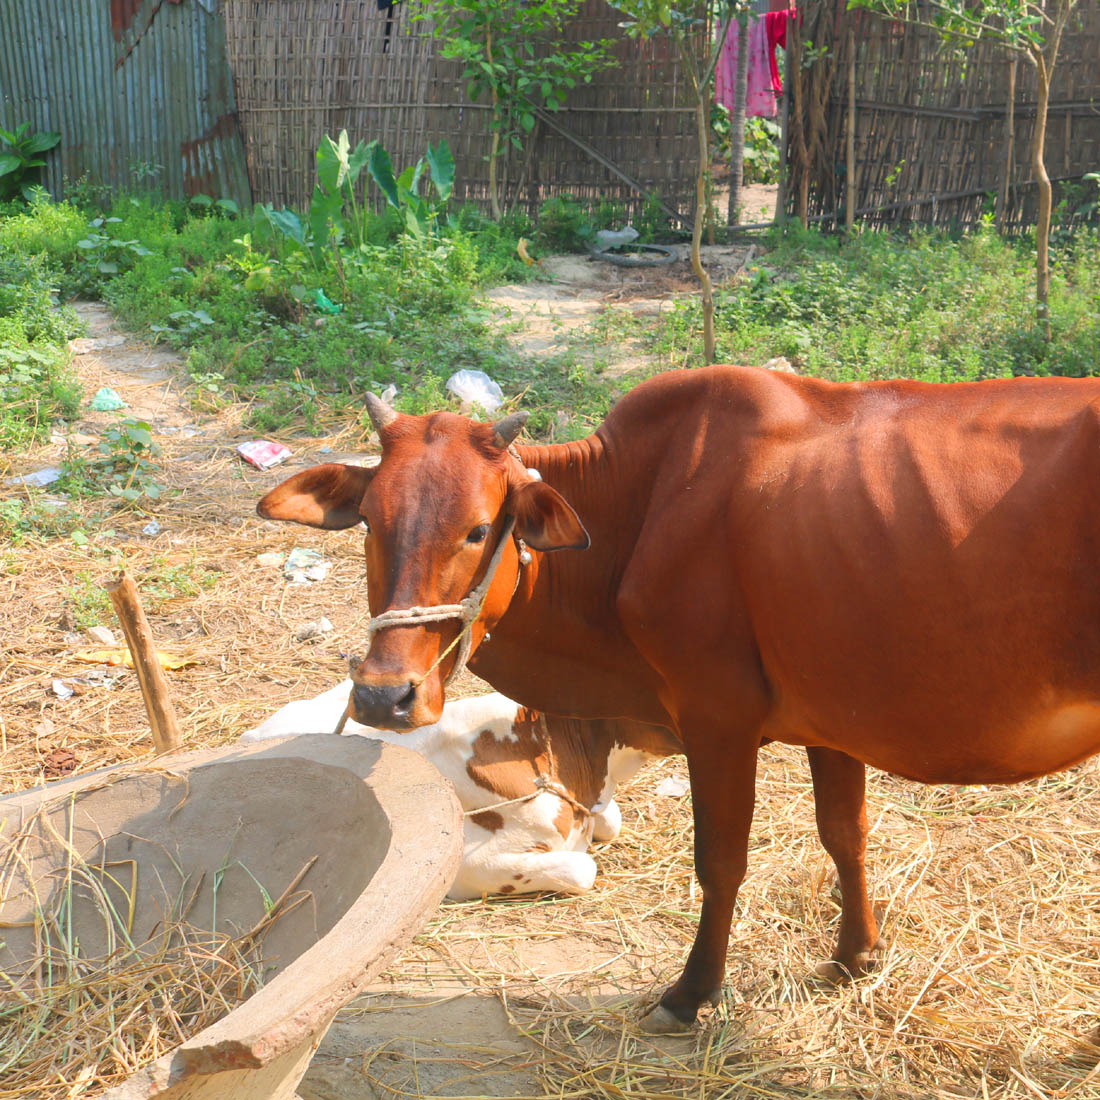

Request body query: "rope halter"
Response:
[365, 513, 526, 689]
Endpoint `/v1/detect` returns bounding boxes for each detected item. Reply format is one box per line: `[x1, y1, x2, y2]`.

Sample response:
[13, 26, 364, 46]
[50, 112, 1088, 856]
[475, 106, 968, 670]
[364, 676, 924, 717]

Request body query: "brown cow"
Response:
[258, 365, 1100, 1033]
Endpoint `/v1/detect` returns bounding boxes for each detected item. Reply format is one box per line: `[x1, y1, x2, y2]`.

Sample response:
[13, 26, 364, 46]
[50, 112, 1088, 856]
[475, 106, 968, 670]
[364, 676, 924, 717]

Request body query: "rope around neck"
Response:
[365, 514, 520, 689]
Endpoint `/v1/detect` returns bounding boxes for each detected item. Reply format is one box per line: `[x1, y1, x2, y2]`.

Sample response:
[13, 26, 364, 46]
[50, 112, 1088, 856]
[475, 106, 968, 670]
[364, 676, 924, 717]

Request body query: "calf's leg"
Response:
[640, 735, 759, 1034]
[806, 746, 884, 980]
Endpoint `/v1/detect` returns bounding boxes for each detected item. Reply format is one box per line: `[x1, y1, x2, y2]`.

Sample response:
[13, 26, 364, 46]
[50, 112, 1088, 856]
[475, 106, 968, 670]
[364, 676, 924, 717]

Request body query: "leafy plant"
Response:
[61, 418, 165, 504]
[847, 0, 1080, 339]
[188, 193, 240, 219]
[417, 0, 613, 219]
[614, 0, 746, 363]
[71, 217, 154, 293]
[366, 138, 456, 240]
[0, 122, 60, 202]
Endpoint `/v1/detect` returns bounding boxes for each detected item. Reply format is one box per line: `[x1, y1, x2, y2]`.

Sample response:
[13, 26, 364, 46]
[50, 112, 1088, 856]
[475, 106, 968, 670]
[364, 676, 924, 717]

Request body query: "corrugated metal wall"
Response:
[0, 0, 251, 205]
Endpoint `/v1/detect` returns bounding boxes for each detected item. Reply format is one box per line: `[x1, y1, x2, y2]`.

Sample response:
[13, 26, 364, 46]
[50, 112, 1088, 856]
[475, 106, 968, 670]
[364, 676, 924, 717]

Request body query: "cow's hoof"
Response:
[815, 940, 885, 983]
[637, 1004, 694, 1035]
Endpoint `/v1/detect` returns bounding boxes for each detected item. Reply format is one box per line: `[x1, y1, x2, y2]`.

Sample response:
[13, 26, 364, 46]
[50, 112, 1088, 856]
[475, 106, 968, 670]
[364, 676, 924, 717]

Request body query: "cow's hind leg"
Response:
[640, 735, 759, 1034]
[807, 746, 884, 981]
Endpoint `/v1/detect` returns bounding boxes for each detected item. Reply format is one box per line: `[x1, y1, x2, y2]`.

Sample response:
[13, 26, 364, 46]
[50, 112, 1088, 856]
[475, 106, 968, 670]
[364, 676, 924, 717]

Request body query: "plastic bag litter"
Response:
[89, 387, 127, 411]
[656, 775, 691, 798]
[594, 226, 639, 251]
[238, 440, 292, 470]
[142, 520, 161, 537]
[445, 370, 503, 414]
[284, 547, 331, 584]
[296, 617, 334, 641]
[311, 288, 343, 314]
[4, 467, 62, 488]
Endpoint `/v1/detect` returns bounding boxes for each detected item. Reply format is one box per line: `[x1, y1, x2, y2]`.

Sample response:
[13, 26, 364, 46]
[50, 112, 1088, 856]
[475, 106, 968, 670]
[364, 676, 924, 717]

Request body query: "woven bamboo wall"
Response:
[790, 2, 1100, 231]
[222, 0, 701, 217]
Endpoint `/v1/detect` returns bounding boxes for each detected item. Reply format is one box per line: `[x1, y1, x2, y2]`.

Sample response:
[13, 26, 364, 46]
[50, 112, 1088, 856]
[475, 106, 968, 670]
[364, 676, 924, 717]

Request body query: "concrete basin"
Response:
[0, 735, 462, 1100]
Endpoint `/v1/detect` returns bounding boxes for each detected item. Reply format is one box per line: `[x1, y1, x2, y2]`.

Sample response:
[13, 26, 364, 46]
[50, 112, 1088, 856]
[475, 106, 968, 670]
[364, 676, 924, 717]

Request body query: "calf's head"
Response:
[257, 395, 588, 729]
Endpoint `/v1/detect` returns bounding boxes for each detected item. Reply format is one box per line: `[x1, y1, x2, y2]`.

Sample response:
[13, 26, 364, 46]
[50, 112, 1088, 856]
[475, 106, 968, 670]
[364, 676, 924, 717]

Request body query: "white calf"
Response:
[242, 682, 678, 899]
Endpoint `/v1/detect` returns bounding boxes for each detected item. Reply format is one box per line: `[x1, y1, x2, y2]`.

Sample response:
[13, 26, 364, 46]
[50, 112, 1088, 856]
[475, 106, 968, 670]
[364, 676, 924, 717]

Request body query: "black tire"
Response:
[587, 243, 677, 268]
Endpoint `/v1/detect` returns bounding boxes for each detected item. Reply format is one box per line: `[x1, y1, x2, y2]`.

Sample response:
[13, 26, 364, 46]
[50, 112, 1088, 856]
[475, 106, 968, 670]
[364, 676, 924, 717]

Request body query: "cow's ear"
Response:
[257, 463, 375, 529]
[509, 480, 590, 551]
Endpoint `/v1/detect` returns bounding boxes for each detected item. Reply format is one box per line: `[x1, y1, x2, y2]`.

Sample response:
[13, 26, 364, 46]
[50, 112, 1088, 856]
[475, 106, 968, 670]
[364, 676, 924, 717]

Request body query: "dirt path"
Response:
[487, 246, 757, 378]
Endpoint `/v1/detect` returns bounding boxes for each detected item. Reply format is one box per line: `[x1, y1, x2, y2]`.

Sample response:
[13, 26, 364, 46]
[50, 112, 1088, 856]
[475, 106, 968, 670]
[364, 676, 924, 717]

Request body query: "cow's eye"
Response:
[467, 524, 490, 544]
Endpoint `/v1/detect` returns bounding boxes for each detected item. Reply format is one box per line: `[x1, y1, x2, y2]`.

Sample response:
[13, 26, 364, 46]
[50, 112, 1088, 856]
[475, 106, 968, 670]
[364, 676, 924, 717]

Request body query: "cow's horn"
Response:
[365, 392, 398, 433]
[492, 411, 529, 449]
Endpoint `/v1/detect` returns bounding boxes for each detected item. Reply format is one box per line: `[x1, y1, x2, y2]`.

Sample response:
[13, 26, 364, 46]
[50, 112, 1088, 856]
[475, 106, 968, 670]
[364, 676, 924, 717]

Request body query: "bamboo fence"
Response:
[789, 2, 1100, 232]
[222, 0, 702, 217]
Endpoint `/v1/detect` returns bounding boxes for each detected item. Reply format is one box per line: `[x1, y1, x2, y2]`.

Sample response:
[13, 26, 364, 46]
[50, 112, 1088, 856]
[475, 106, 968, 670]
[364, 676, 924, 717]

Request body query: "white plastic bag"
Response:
[445, 369, 504, 414]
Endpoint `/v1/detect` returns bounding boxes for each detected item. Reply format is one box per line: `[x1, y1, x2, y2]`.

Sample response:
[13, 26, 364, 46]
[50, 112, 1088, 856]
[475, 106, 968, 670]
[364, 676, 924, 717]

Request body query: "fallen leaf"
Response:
[43, 747, 77, 777]
[72, 647, 198, 670]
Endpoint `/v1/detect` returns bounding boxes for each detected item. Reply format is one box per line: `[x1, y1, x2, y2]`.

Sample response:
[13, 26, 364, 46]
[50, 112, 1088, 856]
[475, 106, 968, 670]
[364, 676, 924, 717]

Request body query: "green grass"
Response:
[4, 189, 1098, 462]
[653, 223, 1100, 382]
[0, 205, 84, 446]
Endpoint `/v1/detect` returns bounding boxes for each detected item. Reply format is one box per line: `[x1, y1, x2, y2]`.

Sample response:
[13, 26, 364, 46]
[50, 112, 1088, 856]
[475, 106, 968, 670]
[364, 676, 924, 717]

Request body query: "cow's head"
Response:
[257, 394, 589, 729]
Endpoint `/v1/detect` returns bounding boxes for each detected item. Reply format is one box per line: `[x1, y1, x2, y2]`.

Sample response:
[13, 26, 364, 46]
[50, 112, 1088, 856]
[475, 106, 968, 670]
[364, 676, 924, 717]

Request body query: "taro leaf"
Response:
[262, 206, 306, 246]
[426, 140, 455, 203]
[347, 139, 375, 187]
[97, 261, 119, 274]
[400, 157, 425, 199]
[368, 144, 400, 209]
[404, 196, 430, 241]
[215, 197, 239, 216]
[315, 131, 349, 195]
[308, 187, 345, 262]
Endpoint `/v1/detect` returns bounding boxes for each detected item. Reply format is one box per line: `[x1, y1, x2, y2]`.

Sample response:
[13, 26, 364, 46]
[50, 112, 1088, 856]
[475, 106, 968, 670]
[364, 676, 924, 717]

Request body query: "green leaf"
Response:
[262, 206, 306, 246]
[23, 131, 60, 154]
[425, 140, 455, 202]
[368, 143, 400, 208]
[0, 154, 19, 178]
[96, 260, 119, 274]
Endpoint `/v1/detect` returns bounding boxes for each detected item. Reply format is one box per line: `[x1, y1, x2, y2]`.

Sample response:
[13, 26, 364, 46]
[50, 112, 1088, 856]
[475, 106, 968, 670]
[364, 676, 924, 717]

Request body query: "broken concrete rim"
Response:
[0, 735, 463, 1100]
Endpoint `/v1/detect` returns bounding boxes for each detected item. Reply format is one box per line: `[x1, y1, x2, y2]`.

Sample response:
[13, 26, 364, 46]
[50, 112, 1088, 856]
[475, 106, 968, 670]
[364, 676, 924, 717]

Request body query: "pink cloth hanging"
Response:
[714, 14, 779, 119]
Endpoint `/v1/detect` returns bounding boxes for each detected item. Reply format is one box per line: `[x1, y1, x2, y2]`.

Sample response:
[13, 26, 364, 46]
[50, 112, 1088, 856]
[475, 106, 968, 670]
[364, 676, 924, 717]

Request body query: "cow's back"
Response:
[608, 369, 1100, 783]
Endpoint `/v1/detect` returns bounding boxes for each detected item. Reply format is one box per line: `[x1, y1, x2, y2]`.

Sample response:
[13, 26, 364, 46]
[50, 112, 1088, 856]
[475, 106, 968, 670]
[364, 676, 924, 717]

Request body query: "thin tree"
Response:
[848, 0, 1080, 338]
[616, 0, 747, 364]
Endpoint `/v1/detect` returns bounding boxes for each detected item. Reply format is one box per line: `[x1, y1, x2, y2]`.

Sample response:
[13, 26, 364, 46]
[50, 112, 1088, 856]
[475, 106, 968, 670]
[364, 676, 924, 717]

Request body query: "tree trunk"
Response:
[1031, 48, 1051, 339]
[727, 12, 749, 225]
[487, 28, 502, 220]
[694, 94, 717, 364]
[845, 28, 856, 233]
[997, 55, 1017, 233]
[1029, 0, 1073, 340]
[790, 16, 810, 229]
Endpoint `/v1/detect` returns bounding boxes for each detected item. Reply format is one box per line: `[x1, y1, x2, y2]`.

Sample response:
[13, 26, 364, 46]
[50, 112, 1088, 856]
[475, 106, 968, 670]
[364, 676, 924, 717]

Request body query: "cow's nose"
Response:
[351, 680, 418, 727]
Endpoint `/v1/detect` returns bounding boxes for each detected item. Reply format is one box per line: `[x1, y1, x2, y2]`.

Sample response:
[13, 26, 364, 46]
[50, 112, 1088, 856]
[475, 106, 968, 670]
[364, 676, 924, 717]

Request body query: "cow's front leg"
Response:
[639, 736, 759, 1034]
[807, 746, 884, 981]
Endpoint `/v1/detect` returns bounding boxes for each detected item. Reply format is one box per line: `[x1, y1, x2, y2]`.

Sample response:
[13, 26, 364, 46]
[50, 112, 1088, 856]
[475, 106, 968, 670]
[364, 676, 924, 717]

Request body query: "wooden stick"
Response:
[106, 571, 182, 755]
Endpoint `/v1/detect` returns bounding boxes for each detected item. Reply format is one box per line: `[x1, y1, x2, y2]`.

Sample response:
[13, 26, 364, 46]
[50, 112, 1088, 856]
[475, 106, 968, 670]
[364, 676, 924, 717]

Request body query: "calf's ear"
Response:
[510, 480, 590, 551]
[257, 463, 375, 529]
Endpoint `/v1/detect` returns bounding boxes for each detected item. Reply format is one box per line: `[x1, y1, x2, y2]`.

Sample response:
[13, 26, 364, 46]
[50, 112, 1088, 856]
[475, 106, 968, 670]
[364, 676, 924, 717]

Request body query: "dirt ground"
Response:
[5, 264, 1100, 1100]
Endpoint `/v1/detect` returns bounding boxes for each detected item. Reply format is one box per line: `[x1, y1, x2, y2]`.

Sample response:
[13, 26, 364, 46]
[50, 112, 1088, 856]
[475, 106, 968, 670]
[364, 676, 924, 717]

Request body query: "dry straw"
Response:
[0, 796, 306, 1098]
[6, 362, 1100, 1097]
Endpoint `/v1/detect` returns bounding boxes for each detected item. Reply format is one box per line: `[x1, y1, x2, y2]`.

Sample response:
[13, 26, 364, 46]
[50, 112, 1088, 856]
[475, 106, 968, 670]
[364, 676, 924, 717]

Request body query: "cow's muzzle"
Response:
[351, 679, 419, 728]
